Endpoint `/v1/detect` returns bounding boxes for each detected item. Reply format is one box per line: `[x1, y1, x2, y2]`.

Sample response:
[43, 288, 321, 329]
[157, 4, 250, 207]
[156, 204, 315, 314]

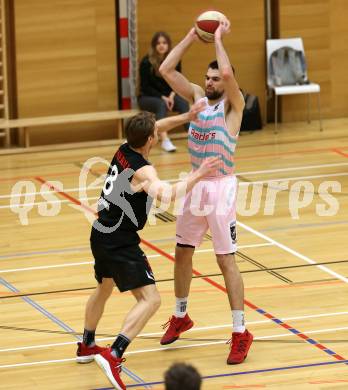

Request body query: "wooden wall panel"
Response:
[12, 1, 347, 146]
[137, 1, 266, 119]
[279, 0, 348, 121]
[14, 0, 118, 145]
[330, 0, 348, 116]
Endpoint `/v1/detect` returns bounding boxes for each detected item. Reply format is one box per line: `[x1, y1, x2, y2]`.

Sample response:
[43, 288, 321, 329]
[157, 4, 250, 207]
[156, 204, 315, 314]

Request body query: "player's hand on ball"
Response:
[188, 27, 200, 42]
[215, 18, 231, 40]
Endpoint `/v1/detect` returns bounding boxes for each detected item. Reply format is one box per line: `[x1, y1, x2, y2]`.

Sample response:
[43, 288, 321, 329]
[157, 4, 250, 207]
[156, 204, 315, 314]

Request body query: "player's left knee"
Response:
[216, 253, 236, 270]
[148, 289, 161, 313]
[97, 279, 114, 298]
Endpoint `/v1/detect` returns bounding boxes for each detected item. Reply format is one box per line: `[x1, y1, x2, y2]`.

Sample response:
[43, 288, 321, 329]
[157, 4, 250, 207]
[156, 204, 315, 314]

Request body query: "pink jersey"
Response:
[188, 97, 237, 177]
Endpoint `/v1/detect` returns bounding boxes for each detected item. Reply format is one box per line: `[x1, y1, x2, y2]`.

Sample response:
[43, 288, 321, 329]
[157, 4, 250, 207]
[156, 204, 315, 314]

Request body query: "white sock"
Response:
[175, 297, 188, 318]
[232, 310, 245, 333]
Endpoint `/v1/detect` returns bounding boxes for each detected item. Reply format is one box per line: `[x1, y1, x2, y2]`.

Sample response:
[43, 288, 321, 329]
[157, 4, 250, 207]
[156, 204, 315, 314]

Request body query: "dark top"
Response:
[139, 55, 182, 98]
[91, 143, 153, 241]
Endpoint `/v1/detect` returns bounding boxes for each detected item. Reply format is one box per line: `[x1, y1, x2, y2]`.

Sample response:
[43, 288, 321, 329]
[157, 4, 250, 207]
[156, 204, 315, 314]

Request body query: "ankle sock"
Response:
[232, 310, 246, 333]
[111, 334, 130, 358]
[83, 329, 96, 347]
[175, 297, 188, 318]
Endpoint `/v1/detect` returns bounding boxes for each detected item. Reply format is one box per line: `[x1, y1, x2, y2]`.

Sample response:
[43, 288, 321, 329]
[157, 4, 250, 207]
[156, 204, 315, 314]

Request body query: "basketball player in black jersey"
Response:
[76, 103, 220, 390]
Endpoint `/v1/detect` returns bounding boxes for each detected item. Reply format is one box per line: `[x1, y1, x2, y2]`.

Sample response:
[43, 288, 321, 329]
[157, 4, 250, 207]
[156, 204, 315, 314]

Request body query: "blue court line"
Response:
[0, 276, 149, 388]
[249, 307, 345, 361]
[0, 277, 78, 337]
[93, 359, 348, 389]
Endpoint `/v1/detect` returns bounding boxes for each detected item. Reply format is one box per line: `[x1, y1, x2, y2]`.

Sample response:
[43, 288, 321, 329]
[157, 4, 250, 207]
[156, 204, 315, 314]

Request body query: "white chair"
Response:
[266, 38, 323, 133]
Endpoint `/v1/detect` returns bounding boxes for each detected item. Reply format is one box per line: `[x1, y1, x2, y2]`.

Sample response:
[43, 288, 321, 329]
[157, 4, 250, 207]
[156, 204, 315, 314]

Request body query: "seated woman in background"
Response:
[138, 31, 189, 152]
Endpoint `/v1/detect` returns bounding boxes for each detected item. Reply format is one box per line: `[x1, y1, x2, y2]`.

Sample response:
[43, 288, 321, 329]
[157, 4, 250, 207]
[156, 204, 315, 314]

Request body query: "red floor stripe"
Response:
[332, 148, 348, 158]
[35, 176, 97, 216]
[2, 143, 348, 183]
[35, 176, 347, 362]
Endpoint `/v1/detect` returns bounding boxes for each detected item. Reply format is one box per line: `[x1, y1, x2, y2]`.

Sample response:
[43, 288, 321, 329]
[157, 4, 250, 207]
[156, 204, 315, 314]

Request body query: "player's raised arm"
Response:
[159, 28, 204, 104]
[214, 19, 245, 116]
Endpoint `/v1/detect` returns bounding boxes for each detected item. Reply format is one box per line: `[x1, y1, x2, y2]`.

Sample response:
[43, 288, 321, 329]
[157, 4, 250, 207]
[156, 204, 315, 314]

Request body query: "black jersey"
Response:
[92, 143, 152, 239]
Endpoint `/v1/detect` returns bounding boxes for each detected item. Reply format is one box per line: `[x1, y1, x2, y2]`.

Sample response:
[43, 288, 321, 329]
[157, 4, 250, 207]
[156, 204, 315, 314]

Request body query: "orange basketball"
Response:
[195, 11, 226, 43]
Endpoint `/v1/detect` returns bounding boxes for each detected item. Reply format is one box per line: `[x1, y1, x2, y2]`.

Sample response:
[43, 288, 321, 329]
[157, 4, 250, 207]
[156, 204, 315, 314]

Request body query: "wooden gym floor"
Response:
[0, 118, 347, 389]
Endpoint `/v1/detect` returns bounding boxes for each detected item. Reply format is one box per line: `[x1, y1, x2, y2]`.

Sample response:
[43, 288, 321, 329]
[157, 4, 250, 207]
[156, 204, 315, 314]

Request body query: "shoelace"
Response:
[162, 317, 175, 330]
[226, 337, 248, 353]
[112, 357, 126, 373]
[105, 345, 126, 372]
[235, 340, 247, 353]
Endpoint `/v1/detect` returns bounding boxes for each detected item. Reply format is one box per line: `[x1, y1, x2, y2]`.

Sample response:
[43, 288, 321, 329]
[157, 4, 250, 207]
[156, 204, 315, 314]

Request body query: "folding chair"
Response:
[266, 38, 323, 133]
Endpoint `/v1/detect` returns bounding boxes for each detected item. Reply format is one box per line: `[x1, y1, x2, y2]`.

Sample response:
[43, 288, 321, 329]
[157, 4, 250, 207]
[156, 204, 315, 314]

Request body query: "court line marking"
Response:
[152, 145, 348, 168]
[0, 243, 273, 274]
[96, 359, 348, 390]
[2, 160, 348, 198]
[2, 171, 347, 209]
[1, 326, 347, 369]
[0, 277, 78, 337]
[2, 143, 348, 184]
[2, 156, 346, 380]
[0, 261, 94, 273]
[260, 220, 348, 233]
[0, 277, 148, 386]
[0, 358, 76, 369]
[237, 221, 348, 284]
[0, 196, 99, 209]
[238, 172, 348, 186]
[236, 162, 348, 176]
[140, 237, 347, 361]
[0, 311, 347, 353]
[0, 186, 102, 199]
[2, 215, 348, 260]
[34, 176, 347, 361]
[332, 149, 348, 158]
[0, 273, 345, 300]
[0, 246, 91, 260]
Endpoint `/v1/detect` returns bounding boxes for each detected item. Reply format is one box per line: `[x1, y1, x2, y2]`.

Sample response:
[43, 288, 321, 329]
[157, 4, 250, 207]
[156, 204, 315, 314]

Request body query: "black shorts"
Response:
[90, 231, 155, 292]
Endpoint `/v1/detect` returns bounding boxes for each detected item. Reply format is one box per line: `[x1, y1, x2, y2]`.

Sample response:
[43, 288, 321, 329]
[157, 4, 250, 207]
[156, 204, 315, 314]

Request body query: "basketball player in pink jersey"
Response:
[159, 18, 253, 364]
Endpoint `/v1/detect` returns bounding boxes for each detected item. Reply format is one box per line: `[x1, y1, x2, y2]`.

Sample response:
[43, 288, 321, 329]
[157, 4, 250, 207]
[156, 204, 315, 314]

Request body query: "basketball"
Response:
[195, 11, 226, 42]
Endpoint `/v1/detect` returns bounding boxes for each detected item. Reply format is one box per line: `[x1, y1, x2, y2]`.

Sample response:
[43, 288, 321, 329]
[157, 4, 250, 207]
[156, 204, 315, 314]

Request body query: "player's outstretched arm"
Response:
[132, 156, 220, 204]
[156, 100, 205, 133]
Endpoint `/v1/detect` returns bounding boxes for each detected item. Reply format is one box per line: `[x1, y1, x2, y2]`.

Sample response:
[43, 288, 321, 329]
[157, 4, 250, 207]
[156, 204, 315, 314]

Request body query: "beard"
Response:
[205, 89, 224, 101]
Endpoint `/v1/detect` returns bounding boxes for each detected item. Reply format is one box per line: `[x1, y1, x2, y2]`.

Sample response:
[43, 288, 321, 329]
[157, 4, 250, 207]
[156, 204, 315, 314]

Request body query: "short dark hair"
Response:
[208, 60, 219, 70]
[207, 60, 235, 74]
[125, 111, 156, 148]
[164, 363, 202, 390]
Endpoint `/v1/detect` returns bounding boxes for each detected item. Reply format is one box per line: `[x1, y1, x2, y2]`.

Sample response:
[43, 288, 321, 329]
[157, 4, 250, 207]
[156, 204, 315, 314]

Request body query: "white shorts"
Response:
[176, 175, 238, 254]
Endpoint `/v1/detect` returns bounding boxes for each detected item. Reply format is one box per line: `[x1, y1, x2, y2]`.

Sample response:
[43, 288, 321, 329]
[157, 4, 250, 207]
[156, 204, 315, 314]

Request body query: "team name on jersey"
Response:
[115, 149, 130, 170]
[190, 128, 216, 141]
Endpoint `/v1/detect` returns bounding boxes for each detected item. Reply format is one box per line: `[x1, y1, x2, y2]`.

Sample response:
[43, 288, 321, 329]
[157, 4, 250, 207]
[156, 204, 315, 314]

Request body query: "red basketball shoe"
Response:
[160, 314, 194, 345]
[76, 342, 108, 363]
[227, 329, 254, 364]
[94, 348, 126, 390]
